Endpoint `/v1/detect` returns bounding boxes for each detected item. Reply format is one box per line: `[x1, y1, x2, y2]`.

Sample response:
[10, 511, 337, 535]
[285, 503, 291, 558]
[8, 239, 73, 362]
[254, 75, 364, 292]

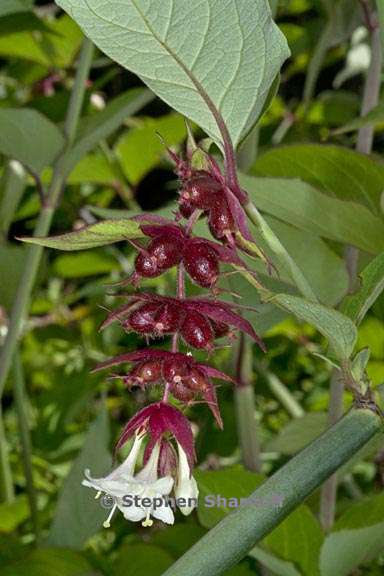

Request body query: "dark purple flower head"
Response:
[100, 293, 265, 352]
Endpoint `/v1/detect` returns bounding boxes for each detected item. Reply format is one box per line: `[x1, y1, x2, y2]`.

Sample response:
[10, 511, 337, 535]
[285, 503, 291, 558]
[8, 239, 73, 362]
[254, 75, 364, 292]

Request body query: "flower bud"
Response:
[183, 240, 219, 288]
[181, 312, 214, 350]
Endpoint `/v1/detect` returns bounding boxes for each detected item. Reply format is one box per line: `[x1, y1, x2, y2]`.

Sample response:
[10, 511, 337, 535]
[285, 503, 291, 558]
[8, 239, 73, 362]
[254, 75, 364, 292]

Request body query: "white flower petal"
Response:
[120, 504, 147, 522]
[152, 476, 174, 495]
[135, 442, 161, 483]
[152, 503, 175, 525]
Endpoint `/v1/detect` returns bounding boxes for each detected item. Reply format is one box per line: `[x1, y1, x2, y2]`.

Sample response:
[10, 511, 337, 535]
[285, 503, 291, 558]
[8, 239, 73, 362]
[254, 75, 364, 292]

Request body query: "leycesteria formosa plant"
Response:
[82, 132, 268, 529]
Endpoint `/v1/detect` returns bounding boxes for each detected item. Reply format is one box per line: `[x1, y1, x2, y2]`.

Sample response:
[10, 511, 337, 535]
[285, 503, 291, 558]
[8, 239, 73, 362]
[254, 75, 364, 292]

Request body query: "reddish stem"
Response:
[162, 263, 186, 403]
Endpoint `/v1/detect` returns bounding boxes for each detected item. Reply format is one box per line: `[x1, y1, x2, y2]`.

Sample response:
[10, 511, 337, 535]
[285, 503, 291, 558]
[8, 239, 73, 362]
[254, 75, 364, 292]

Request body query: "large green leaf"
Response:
[341, 252, 384, 325]
[241, 174, 384, 254]
[61, 88, 154, 178]
[251, 144, 384, 213]
[56, 0, 289, 148]
[272, 293, 358, 360]
[0, 108, 64, 172]
[46, 409, 111, 548]
[320, 494, 384, 576]
[1, 548, 91, 576]
[263, 505, 324, 576]
[19, 218, 144, 250]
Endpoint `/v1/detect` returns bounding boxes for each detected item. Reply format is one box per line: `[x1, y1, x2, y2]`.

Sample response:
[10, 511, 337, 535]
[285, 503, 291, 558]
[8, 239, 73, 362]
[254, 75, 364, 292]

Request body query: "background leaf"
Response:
[241, 174, 384, 254]
[46, 409, 112, 548]
[341, 252, 384, 324]
[0, 108, 64, 172]
[56, 0, 289, 148]
[272, 293, 358, 360]
[320, 494, 384, 576]
[251, 144, 384, 213]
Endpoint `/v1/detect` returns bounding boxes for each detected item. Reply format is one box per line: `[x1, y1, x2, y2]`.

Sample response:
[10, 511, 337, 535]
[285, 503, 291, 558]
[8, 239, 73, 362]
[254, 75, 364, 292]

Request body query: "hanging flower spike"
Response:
[115, 401, 196, 469]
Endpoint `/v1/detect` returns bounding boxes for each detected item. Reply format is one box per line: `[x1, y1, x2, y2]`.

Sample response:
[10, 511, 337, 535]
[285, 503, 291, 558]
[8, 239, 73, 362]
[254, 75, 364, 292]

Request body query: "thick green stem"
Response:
[0, 405, 14, 503]
[163, 409, 382, 576]
[13, 352, 39, 541]
[0, 38, 94, 401]
[235, 336, 262, 473]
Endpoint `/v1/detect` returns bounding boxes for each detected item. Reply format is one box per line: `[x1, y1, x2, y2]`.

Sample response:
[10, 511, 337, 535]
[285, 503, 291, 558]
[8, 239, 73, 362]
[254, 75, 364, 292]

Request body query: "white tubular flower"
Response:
[82, 432, 144, 528]
[121, 442, 175, 527]
[174, 442, 199, 516]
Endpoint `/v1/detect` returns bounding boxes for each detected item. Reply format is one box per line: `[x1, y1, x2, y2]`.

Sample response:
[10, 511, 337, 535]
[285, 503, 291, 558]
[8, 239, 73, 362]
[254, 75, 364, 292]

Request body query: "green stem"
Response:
[13, 352, 39, 541]
[235, 335, 262, 473]
[0, 160, 26, 241]
[0, 405, 14, 503]
[377, 0, 384, 63]
[163, 409, 382, 576]
[319, 371, 344, 531]
[258, 365, 304, 419]
[245, 201, 318, 302]
[0, 38, 94, 401]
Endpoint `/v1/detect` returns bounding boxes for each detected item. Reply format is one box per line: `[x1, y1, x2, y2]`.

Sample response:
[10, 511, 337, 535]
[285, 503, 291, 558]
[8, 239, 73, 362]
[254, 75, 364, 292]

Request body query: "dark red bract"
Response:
[101, 292, 265, 352]
[94, 350, 235, 428]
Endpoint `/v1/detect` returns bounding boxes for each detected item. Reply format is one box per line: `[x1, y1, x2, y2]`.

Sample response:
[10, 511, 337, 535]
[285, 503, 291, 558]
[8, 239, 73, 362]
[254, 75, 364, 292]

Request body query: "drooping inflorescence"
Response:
[83, 145, 266, 529]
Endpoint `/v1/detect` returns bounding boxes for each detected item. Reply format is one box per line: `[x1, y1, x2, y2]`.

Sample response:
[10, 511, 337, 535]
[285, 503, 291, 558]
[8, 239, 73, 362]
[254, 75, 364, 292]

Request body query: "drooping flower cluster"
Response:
[83, 144, 266, 529]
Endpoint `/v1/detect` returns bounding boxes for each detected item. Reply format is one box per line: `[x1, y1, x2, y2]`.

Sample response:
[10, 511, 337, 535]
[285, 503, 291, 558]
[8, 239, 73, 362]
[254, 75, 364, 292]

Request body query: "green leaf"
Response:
[115, 113, 187, 184]
[195, 466, 264, 529]
[0, 108, 64, 172]
[0, 246, 27, 310]
[152, 525, 207, 558]
[246, 204, 318, 302]
[320, 494, 384, 576]
[1, 548, 91, 576]
[251, 144, 384, 213]
[56, 0, 289, 148]
[271, 293, 358, 360]
[67, 152, 117, 185]
[115, 544, 173, 576]
[333, 102, 384, 135]
[46, 409, 112, 548]
[18, 218, 144, 250]
[250, 547, 300, 576]
[53, 251, 119, 278]
[0, 1, 32, 17]
[341, 252, 384, 324]
[0, 496, 29, 533]
[263, 505, 324, 576]
[265, 413, 328, 455]
[242, 174, 384, 254]
[261, 216, 349, 305]
[61, 88, 154, 178]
